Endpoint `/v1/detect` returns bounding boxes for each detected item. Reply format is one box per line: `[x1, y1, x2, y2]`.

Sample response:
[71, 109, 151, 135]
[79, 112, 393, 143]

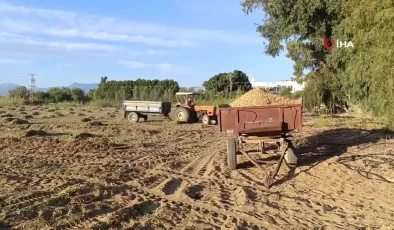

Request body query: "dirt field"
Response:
[1, 105, 394, 230]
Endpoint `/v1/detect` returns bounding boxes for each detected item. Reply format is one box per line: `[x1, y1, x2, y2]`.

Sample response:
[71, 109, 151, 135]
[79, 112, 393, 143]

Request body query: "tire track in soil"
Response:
[69, 193, 141, 230]
[0, 168, 72, 192]
[124, 185, 269, 229]
[147, 168, 294, 227]
[181, 153, 216, 176]
[1, 180, 84, 211]
[138, 171, 281, 228]
[155, 168, 270, 195]
[79, 169, 270, 229]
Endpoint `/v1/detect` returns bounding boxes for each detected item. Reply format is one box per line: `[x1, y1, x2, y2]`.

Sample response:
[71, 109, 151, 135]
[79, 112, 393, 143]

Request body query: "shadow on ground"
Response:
[236, 128, 394, 186]
[274, 128, 394, 186]
[0, 221, 12, 230]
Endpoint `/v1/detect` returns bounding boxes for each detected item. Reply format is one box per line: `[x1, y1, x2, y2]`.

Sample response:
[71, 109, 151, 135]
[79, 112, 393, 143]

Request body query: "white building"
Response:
[251, 76, 305, 93]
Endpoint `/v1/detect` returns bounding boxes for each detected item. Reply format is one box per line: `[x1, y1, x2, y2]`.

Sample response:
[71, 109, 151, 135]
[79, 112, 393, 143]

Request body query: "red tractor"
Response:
[172, 92, 217, 125]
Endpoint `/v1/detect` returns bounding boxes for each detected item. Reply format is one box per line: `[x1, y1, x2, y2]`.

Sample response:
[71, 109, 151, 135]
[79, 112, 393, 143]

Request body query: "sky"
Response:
[0, 0, 295, 88]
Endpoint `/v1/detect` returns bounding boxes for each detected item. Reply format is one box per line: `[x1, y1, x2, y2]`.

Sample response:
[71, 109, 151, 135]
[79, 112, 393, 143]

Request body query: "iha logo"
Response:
[323, 38, 354, 50]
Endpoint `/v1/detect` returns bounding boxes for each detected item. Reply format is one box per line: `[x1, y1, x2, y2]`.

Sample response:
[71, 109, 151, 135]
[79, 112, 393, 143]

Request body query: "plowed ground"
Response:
[0, 105, 394, 230]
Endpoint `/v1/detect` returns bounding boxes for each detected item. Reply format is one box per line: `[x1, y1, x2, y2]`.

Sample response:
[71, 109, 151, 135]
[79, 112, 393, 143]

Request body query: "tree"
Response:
[71, 88, 85, 102]
[226, 73, 235, 93]
[242, 0, 343, 78]
[47, 87, 72, 103]
[94, 78, 179, 101]
[333, 0, 394, 126]
[100, 76, 108, 85]
[241, 0, 347, 112]
[279, 87, 292, 97]
[203, 70, 251, 93]
[87, 89, 97, 100]
[34, 92, 50, 102]
[9, 86, 29, 99]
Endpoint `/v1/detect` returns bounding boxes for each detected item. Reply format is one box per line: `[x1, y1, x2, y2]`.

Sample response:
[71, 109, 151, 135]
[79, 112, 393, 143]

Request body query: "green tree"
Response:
[203, 70, 251, 93]
[241, 0, 348, 113]
[94, 78, 179, 102]
[34, 92, 50, 102]
[279, 87, 292, 97]
[9, 86, 29, 99]
[70, 88, 85, 102]
[47, 87, 72, 103]
[100, 76, 108, 85]
[87, 89, 97, 100]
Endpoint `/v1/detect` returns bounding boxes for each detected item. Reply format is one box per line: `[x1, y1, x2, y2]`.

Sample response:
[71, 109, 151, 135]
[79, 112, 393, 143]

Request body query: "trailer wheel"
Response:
[202, 114, 210, 125]
[227, 137, 238, 170]
[174, 107, 190, 122]
[127, 112, 140, 123]
[284, 145, 297, 168]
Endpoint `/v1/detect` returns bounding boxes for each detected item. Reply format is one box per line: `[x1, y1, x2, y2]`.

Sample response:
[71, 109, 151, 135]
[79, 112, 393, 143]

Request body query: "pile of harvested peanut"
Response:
[230, 88, 301, 107]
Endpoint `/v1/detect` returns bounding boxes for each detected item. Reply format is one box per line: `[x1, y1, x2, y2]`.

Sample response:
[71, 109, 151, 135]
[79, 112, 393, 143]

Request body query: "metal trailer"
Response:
[123, 100, 172, 123]
[218, 104, 303, 188]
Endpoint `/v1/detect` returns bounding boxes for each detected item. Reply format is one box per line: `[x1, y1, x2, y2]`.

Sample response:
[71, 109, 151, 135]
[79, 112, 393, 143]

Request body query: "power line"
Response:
[28, 73, 36, 103]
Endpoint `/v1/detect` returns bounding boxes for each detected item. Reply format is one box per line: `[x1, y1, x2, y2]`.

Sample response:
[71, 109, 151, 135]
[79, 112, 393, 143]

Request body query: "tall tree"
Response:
[203, 70, 251, 93]
[241, 0, 346, 111]
[8, 86, 29, 99]
[70, 88, 85, 102]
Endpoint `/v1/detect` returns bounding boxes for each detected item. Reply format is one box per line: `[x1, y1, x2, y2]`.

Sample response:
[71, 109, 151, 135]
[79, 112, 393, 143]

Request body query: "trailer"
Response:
[123, 100, 171, 123]
[218, 103, 302, 188]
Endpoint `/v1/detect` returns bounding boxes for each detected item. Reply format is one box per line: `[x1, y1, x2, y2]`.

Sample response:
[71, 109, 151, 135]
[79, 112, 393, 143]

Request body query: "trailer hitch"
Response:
[239, 141, 288, 189]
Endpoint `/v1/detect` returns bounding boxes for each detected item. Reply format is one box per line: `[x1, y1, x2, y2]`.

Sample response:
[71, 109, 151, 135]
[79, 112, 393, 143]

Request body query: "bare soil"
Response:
[0, 105, 393, 230]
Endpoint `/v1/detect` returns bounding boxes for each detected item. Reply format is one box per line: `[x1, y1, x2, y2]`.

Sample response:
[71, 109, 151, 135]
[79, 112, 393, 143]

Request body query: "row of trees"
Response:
[88, 77, 180, 102]
[9, 86, 86, 103]
[8, 70, 258, 104]
[242, 0, 394, 126]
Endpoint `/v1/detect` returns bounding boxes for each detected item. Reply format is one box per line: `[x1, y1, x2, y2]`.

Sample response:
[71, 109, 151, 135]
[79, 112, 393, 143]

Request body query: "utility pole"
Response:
[28, 73, 36, 104]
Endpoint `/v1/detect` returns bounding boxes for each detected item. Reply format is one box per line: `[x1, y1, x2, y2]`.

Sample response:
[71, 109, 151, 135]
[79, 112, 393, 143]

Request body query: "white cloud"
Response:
[56, 63, 72, 68]
[0, 2, 260, 47]
[0, 32, 173, 59]
[128, 49, 175, 56]
[118, 61, 150, 69]
[0, 32, 119, 52]
[0, 58, 29, 64]
[118, 60, 194, 74]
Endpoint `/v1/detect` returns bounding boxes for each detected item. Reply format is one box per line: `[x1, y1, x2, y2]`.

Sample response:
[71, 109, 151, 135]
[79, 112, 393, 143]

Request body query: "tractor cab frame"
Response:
[172, 92, 217, 125]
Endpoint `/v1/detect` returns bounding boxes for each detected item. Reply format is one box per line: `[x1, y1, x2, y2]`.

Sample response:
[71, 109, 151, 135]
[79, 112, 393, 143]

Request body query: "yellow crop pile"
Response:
[229, 88, 301, 107]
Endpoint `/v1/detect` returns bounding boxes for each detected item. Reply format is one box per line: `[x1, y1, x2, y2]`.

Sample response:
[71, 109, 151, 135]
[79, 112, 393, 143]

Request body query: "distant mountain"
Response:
[0, 83, 99, 96]
[0, 83, 19, 96]
[64, 83, 99, 93]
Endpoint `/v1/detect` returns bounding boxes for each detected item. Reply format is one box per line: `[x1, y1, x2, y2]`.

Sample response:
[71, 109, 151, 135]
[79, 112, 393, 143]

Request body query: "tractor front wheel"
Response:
[202, 114, 211, 125]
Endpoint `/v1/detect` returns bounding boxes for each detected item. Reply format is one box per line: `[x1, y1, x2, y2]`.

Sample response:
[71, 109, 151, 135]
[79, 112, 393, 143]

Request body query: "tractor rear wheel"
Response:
[202, 114, 210, 125]
[127, 112, 140, 123]
[227, 137, 238, 170]
[174, 107, 190, 122]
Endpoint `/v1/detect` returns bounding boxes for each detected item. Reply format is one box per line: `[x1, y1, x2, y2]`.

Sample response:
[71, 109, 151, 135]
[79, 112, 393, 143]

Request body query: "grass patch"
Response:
[86, 121, 104, 126]
[81, 117, 92, 122]
[2, 117, 15, 123]
[86, 99, 121, 108]
[0, 97, 25, 106]
[25, 130, 48, 137]
[10, 118, 29, 125]
[24, 115, 34, 120]
[74, 132, 96, 139]
[55, 112, 65, 117]
[1, 113, 14, 118]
